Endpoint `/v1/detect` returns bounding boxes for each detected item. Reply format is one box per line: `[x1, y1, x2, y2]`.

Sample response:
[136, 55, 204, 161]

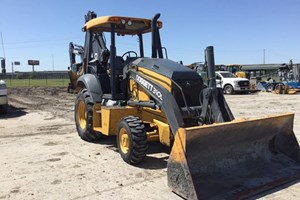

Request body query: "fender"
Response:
[77, 74, 102, 103]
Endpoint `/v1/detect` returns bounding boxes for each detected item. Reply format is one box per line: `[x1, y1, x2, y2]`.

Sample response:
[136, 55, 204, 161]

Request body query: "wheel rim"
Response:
[119, 128, 129, 154]
[77, 100, 86, 129]
[225, 86, 231, 94]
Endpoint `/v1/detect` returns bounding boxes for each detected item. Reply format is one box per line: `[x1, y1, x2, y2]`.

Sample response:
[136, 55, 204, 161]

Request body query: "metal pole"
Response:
[110, 23, 117, 99]
[52, 54, 54, 71]
[263, 49, 265, 64]
[11, 62, 13, 82]
[138, 34, 144, 57]
[151, 13, 160, 58]
[162, 47, 168, 59]
[205, 46, 216, 88]
[0, 32, 5, 58]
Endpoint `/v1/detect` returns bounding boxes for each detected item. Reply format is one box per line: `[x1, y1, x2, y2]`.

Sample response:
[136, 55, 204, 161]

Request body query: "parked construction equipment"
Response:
[73, 11, 300, 199]
[264, 63, 300, 94]
[223, 62, 300, 93]
[218, 64, 247, 78]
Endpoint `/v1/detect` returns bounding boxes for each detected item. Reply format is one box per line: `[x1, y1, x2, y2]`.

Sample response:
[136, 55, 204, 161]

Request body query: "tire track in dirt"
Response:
[8, 87, 75, 121]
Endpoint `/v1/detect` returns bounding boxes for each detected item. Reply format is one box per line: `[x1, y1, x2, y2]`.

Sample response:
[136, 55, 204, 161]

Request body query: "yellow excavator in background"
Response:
[73, 11, 300, 199]
[217, 64, 247, 78]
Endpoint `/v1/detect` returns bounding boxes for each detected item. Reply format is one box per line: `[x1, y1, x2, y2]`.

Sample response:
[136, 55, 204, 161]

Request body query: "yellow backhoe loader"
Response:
[73, 11, 300, 199]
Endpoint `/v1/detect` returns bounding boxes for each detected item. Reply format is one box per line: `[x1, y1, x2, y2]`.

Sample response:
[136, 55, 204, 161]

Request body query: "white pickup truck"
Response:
[0, 80, 8, 114]
[215, 71, 250, 94]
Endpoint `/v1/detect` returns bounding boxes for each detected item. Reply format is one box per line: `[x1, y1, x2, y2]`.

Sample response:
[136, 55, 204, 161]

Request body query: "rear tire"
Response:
[117, 116, 148, 164]
[75, 88, 102, 142]
[224, 85, 233, 94]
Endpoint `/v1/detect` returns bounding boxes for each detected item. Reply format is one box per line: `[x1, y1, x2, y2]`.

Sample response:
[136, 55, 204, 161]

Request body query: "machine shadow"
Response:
[0, 105, 28, 119]
[92, 135, 118, 151]
[92, 137, 170, 170]
[137, 141, 170, 170]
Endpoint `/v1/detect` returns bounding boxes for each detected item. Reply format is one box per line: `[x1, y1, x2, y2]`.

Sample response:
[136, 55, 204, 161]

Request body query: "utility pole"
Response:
[11, 62, 14, 74]
[263, 49, 266, 64]
[0, 32, 5, 58]
[52, 54, 54, 71]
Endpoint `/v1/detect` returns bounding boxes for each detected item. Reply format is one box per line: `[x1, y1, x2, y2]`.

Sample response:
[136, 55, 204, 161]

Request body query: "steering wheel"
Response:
[121, 51, 138, 60]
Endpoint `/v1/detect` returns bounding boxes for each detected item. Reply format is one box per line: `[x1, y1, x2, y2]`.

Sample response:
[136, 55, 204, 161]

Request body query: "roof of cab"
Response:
[84, 16, 162, 35]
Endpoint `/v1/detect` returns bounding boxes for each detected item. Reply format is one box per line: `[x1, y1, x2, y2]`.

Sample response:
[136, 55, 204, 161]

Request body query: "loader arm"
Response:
[199, 46, 234, 124]
[127, 69, 184, 134]
[167, 47, 300, 200]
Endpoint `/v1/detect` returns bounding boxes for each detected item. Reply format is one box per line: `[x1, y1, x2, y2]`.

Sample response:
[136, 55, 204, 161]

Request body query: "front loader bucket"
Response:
[167, 113, 300, 200]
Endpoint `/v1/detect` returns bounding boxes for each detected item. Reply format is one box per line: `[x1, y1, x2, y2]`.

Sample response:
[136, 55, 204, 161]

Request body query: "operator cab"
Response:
[83, 12, 164, 100]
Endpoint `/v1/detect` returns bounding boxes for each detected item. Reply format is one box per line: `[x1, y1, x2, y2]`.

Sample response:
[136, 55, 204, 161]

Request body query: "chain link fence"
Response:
[0, 71, 69, 87]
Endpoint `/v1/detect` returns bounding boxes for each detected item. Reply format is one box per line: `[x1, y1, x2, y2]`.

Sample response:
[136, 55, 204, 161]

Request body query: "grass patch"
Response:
[4, 79, 69, 87]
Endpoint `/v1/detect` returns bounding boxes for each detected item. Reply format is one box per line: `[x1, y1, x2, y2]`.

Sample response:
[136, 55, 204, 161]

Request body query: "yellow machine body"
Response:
[91, 65, 173, 146]
[235, 71, 246, 78]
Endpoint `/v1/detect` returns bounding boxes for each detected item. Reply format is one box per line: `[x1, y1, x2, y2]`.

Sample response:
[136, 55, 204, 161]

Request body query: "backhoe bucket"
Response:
[168, 113, 300, 200]
[68, 70, 82, 92]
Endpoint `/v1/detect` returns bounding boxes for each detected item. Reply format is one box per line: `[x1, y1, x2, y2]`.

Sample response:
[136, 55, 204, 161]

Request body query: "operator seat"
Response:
[101, 56, 126, 97]
[115, 56, 124, 75]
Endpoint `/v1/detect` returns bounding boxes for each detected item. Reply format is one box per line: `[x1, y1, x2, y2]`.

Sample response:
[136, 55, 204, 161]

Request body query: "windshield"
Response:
[219, 72, 235, 78]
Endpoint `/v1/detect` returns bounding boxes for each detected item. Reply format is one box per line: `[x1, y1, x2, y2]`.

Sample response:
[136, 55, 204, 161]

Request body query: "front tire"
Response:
[117, 116, 148, 164]
[224, 85, 233, 94]
[75, 88, 102, 142]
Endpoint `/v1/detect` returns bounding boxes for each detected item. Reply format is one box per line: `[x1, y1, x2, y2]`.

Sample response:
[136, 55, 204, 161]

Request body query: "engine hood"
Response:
[131, 58, 202, 81]
[232, 77, 249, 81]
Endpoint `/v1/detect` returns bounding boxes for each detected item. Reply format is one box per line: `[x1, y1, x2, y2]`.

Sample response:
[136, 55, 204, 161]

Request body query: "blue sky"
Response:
[0, 0, 299, 72]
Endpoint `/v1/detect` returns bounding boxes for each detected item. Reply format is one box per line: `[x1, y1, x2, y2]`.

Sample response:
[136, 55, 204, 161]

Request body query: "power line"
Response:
[3, 37, 83, 45]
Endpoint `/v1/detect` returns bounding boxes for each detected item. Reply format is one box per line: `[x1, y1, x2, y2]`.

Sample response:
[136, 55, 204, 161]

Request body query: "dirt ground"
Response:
[0, 87, 299, 200]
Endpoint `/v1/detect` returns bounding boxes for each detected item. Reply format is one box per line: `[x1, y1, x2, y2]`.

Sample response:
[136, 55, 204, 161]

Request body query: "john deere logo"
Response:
[185, 81, 191, 86]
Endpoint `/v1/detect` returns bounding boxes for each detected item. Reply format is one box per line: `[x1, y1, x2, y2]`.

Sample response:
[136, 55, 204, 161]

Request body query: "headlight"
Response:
[127, 20, 132, 26]
[234, 81, 239, 86]
[121, 19, 126, 24]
